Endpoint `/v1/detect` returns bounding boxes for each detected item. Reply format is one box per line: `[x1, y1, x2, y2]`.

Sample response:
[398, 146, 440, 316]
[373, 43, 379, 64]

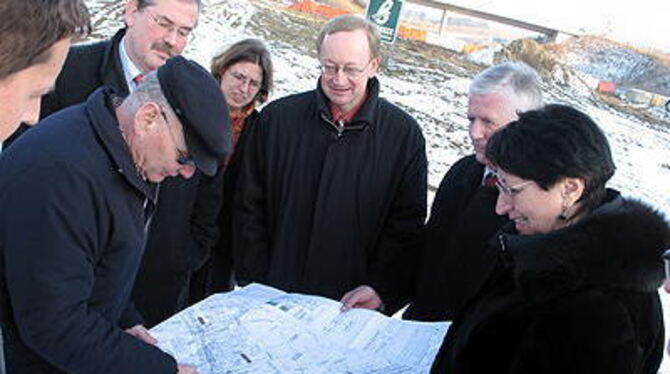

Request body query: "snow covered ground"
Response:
[87, 0, 670, 371]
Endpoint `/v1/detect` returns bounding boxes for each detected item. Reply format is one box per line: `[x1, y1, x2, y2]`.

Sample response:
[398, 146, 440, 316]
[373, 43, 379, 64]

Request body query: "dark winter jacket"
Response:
[234, 77, 427, 303]
[132, 168, 224, 326]
[0, 88, 176, 373]
[41, 29, 129, 119]
[202, 110, 261, 295]
[38, 27, 226, 327]
[403, 155, 508, 320]
[431, 191, 669, 374]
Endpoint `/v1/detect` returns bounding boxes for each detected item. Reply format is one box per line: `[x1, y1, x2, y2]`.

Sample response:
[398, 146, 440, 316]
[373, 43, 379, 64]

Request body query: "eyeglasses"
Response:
[159, 110, 195, 167]
[319, 59, 372, 79]
[494, 177, 533, 196]
[144, 8, 193, 41]
[663, 249, 670, 280]
[229, 71, 261, 90]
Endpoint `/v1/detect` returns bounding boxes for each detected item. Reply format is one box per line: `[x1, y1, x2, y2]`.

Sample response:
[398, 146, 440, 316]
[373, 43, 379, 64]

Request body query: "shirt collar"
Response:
[119, 36, 144, 92]
[482, 165, 496, 185]
[327, 89, 369, 125]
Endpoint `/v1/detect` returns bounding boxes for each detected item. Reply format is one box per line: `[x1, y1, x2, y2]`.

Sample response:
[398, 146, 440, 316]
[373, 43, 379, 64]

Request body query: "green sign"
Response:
[365, 0, 403, 43]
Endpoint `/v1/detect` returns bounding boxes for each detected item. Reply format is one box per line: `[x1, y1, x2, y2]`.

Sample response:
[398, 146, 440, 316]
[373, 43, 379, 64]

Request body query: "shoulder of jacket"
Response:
[375, 97, 418, 124]
[68, 39, 110, 60]
[266, 91, 314, 109]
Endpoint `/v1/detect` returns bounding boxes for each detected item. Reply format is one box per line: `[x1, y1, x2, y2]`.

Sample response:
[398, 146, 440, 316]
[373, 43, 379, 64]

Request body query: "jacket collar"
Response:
[99, 28, 130, 97]
[315, 76, 380, 128]
[498, 189, 669, 302]
[84, 87, 157, 202]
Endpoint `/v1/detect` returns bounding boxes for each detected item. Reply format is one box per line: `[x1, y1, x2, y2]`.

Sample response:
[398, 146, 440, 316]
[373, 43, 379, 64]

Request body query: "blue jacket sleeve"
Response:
[1, 165, 177, 373]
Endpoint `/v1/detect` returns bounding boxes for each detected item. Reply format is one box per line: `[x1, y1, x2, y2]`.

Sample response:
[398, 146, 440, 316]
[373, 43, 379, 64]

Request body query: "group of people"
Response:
[1, 0, 669, 373]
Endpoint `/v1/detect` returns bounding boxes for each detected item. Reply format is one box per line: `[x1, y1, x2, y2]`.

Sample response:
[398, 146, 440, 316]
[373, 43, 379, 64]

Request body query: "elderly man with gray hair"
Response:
[0, 56, 230, 373]
[342, 62, 543, 320]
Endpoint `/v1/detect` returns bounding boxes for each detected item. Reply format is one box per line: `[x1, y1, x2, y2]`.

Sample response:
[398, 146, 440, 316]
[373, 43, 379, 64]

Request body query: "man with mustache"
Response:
[34, 0, 226, 329]
[39, 0, 199, 115]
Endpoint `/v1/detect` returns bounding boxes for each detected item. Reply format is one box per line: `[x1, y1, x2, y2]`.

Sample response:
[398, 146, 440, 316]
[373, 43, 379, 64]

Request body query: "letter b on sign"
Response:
[366, 0, 403, 43]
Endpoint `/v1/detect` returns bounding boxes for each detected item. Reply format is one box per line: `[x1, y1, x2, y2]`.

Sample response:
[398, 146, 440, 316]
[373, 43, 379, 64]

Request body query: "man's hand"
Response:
[177, 364, 198, 373]
[340, 285, 383, 312]
[124, 324, 157, 345]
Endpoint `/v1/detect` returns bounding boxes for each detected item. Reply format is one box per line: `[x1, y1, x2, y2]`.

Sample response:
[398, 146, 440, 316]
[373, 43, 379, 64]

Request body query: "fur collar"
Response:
[498, 191, 670, 303]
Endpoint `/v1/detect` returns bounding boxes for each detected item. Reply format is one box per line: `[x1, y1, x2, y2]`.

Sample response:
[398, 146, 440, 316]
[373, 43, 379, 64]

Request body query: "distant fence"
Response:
[288, 0, 348, 19]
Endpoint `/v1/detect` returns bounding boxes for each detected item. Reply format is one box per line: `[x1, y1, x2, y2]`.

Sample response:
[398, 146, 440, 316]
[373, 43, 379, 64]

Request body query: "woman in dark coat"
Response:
[189, 39, 274, 300]
[431, 104, 670, 373]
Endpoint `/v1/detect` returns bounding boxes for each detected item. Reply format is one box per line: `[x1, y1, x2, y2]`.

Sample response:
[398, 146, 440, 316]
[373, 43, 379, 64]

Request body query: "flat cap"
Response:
[157, 56, 231, 176]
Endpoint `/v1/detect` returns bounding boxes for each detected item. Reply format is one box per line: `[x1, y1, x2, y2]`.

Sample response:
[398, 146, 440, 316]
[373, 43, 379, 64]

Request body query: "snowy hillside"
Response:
[553, 36, 670, 96]
[85, 0, 670, 371]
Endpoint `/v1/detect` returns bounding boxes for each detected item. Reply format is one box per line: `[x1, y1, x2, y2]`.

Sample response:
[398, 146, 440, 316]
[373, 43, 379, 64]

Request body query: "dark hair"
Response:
[486, 104, 616, 215]
[0, 0, 91, 80]
[211, 39, 274, 105]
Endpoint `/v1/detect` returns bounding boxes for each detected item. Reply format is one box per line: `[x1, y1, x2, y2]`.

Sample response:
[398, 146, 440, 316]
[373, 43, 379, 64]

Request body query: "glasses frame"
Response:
[319, 59, 373, 79]
[494, 176, 533, 196]
[144, 7, 193, 41]
[158, 109, 195, 167]
[228, 70, 262, 91]
[663, 249, 670, 280]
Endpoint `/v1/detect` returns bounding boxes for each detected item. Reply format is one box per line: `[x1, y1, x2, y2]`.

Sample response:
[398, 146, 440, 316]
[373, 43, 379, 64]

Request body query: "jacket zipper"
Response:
[320, 112, 344, 138]
[319, 112, 366, 138]
[498, 234, 507, 252]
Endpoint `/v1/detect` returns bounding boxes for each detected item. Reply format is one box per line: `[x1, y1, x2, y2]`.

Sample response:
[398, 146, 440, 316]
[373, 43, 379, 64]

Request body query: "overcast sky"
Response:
[442, 0, 669, 52]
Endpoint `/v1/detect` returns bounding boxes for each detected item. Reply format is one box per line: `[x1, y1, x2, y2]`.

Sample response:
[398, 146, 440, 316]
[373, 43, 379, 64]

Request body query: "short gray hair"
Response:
[469, 62, 543, 113]
[124, 72, 177, 120]
[316, 15, 381, 60]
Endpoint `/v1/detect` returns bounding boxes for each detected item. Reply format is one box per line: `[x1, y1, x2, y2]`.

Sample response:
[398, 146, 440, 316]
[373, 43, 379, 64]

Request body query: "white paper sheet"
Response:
[151, 283, 449, 373]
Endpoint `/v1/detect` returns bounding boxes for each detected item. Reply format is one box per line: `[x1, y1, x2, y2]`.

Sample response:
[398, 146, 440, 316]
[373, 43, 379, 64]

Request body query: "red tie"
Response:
[133, 73, 146, 86]
[483, 173, 498, 187]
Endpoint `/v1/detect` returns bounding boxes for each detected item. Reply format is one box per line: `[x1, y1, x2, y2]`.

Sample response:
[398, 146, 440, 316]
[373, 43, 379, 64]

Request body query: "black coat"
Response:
[132, 169, 224, 326]
[41, 29, 129, 119]
[0, 88, 176, 373]
[197, 110, 261, 296]
[403, 155, 508, 320]
[234, 78, 427, 302]
[39, 27, 225, 327]
[431, 192, 669, 374]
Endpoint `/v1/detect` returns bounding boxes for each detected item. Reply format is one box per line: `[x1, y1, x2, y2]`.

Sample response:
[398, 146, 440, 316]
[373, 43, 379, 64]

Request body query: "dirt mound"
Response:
[552, 36, 670, 96]
[494, 39, 559, 77]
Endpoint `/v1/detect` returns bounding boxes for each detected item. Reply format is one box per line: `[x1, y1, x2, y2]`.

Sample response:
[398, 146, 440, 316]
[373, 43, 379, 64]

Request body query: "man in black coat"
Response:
[342, 62, 544, 319]
[36, 0, 224, 327]
[404, 62, 545, 320]
[235, 15, 427, 305]
[402, 62, 544, 320]
[0, 57, 230, 373]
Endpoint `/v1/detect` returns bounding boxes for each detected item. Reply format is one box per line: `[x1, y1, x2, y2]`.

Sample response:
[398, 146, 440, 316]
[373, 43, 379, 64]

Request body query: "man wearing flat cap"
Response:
[6, 0, 220, 329]
[0, 56, 230, 373]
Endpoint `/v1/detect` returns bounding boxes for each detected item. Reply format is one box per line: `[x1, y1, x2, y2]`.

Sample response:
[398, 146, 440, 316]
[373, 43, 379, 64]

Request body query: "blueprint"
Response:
[151, 283, 450, 373]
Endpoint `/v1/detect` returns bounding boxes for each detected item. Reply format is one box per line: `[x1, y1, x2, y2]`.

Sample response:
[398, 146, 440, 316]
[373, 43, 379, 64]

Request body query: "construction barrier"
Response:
[288, 0, 349, 19]
[596, 81, 616, 94]
[398, 25, 427, 41]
